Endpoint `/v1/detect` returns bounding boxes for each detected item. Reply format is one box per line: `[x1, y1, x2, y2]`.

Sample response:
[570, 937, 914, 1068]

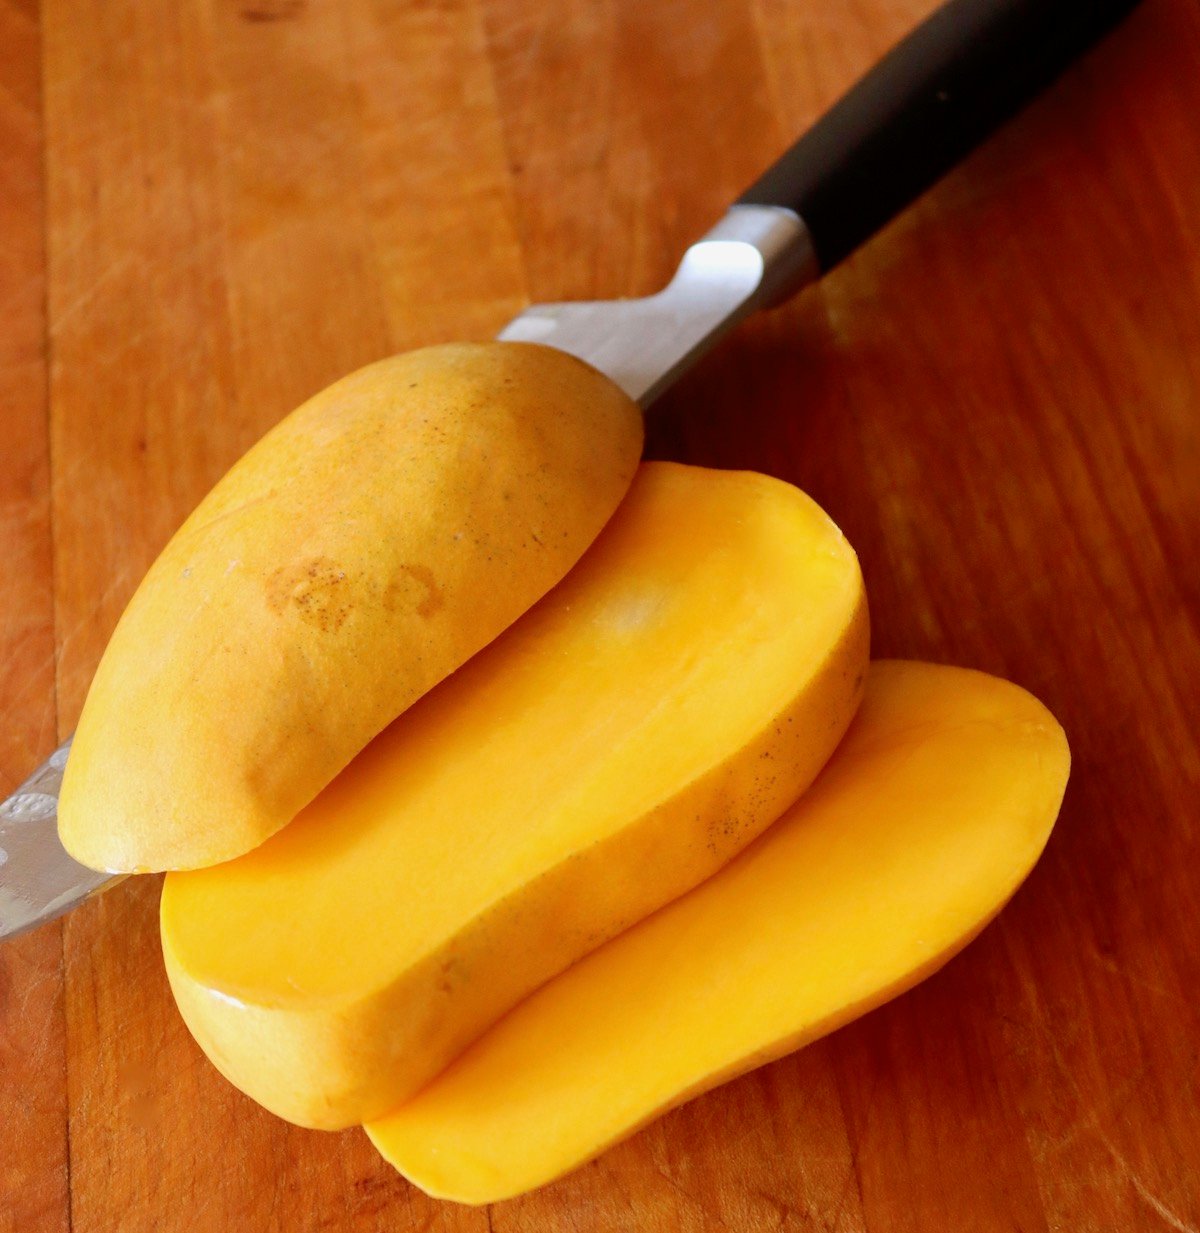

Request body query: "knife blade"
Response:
[0, 0, 1142, 940]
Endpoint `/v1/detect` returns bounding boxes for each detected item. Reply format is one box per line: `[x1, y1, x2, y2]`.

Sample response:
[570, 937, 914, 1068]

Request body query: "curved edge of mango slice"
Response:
[364, 659, 1069, 1205]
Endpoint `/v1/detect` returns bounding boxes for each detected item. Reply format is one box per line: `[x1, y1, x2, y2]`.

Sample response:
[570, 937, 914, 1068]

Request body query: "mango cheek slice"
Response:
[364, 660, 1069, 1205]
[160, 461, 868, 1128]
[60, 341, 642, 873]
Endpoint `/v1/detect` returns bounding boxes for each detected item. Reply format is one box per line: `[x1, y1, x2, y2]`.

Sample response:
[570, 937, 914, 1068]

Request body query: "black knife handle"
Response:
[738, 0, 1143, 273]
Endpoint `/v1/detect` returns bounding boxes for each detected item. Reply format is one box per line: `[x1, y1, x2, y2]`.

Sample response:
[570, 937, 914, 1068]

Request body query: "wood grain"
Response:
[2, 0, 1197, 1228]
[0, 3, 68, 1231]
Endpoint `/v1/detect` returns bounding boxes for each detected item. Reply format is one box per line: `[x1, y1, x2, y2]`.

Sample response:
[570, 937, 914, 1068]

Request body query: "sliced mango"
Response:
[60, 342, 642, 872]
[161, 462, 868, 1128]
[366, 660, 1069, 1204]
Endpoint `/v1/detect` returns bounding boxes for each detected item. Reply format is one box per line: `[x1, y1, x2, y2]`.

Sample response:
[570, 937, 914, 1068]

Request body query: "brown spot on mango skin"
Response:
[266, 557, 352, 632]
[385, 564, 444, 620]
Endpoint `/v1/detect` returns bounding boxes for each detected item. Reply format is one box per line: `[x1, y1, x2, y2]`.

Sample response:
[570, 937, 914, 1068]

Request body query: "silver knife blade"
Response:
[0, 203, 815, 942]
[0, 737, 121, 938]
[501, 206, 814, 406]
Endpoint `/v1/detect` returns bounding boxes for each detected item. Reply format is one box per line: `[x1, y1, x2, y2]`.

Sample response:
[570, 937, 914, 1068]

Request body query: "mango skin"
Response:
[58, 342, 642, 872]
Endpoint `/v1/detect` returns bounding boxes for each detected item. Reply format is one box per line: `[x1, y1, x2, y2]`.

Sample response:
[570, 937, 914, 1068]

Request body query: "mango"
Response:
[161, 462, 868, 1127]
[365, 660, 1069, 1204]
[59, 342, 642, 872]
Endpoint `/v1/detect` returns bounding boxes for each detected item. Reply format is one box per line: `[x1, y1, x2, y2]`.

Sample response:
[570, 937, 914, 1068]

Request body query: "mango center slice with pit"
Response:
[161, 461, 868, 1128]
[365, 659, 1069, 1204]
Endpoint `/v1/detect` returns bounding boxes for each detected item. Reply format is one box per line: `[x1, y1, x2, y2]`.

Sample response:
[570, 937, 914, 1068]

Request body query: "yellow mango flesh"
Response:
[366, 660, 1069, 1204]
[59, 342, 642, 872]
[161, 462, 868, 1128]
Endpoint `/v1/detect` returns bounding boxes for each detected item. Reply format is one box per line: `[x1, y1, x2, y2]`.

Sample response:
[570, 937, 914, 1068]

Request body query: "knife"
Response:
[0, 0, 1142, 940]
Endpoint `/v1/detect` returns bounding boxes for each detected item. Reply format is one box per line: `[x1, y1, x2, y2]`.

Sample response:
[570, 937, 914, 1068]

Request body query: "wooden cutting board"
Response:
[2, 0, 1198, 1228]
